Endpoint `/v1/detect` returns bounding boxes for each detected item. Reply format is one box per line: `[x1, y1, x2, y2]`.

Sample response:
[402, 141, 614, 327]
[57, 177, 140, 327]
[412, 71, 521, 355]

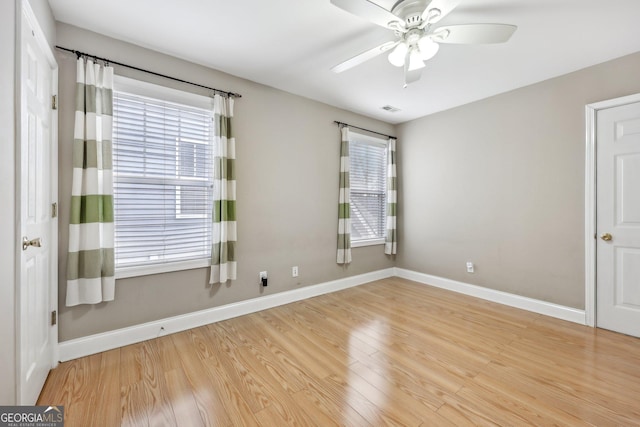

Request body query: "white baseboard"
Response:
[59, 267, 587, 361]
[394, 268, 586, 325]
[58, 268, 395, 362]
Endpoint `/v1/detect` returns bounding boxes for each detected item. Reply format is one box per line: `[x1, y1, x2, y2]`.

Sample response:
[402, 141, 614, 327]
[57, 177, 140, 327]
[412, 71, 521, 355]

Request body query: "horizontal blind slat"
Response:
[113, 89, 214, 268]
[349, 137, 387, 241]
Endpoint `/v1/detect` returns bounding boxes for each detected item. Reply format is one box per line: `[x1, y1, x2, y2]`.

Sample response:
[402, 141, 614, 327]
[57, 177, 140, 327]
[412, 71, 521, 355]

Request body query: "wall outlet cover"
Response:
[466, 262, 474, 273]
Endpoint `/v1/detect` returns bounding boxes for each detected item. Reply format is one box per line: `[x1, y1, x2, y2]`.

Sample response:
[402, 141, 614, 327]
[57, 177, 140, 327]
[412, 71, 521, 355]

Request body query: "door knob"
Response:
[22, 237, 42, 251]
[600, 233, 612, 241]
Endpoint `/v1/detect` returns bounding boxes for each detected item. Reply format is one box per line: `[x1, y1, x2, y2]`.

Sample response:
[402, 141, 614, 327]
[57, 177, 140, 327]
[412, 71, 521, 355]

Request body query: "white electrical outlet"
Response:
[292, 266, 298, 277]
[259, 271, 268, 286]
[466, 262, 474, 273]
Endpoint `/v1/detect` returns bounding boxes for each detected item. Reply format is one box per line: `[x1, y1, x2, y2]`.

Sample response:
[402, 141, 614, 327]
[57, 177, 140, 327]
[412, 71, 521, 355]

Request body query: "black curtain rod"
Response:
[55, 46, 242, 99]
[333, 121, 395, 139]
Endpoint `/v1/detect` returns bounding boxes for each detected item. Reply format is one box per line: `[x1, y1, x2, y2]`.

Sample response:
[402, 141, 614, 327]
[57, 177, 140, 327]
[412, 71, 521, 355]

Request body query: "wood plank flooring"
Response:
[38, 278, 640, 426]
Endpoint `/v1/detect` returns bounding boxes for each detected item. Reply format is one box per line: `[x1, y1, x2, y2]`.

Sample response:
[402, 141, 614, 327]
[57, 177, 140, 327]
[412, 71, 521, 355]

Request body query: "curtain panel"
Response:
[66, 58, 115, 306]
[337, 126, 352, 264]
[385, 137, 397, 255]
[210, 94, 237, 284]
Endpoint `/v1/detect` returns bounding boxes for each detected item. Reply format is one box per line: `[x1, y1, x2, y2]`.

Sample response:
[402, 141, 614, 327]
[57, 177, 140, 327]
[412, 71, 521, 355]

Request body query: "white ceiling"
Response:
[48, 0, 640, 124]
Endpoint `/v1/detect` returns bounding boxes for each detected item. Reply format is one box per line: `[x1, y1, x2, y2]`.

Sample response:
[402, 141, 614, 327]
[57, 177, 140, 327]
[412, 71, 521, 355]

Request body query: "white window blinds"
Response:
[349, 134, 388, 242]
[112, 88, 214, 270]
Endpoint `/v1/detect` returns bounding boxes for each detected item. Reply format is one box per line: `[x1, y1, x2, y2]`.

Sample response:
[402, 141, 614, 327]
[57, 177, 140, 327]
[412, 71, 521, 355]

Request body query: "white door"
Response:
[596, 100, 640, 338]
[18, 2, 58, 405]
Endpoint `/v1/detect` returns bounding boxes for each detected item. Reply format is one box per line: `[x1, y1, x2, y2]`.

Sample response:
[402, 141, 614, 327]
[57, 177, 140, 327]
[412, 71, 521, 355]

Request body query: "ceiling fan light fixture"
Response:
[388, 42, 408, 67]
[418, 36, 439, 60]
[408, 48, 425, 71]
[330, 0, 516, 86]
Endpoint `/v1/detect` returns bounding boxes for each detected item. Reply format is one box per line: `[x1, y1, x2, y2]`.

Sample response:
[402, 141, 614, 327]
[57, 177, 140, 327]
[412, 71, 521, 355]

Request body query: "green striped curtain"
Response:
[385, 138, 397, 255]
[210, 94, 237, 284]
[337, 126, 352, 264]
[66, 58, 115, 306]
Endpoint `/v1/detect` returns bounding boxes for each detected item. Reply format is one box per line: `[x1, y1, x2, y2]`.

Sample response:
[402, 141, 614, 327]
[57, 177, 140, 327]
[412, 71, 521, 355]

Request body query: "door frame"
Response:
[15, 0, 59, 404]
[584, 92, 640, 328]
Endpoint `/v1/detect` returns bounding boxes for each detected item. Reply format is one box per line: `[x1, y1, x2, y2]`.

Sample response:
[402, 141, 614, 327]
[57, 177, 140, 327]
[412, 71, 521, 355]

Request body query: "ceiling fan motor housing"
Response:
[405, 14, 423, 27]
[405, 28, 423, 45]
[392, 0, 432, 27]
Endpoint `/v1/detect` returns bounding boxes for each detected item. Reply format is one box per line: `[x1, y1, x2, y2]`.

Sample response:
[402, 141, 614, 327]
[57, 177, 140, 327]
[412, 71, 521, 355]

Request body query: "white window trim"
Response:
[113, 76, 214, 278]
[114, 75, 214, 110]
[350, 131, 388, 149]
[352, 238, 385, 248]
[115, 258, 211, 279]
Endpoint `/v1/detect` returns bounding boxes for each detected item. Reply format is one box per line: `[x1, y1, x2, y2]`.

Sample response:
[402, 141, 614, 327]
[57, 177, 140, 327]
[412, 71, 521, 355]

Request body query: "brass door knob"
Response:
[600, 233, 612, 241]
[22, 236, 42, 251]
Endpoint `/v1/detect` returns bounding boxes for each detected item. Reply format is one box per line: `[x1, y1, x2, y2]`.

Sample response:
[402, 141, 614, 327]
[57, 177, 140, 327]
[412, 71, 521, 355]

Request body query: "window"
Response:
[349, 132, 388, 246]
[176, 137, 210, 218]
[112, 77, 214, 277]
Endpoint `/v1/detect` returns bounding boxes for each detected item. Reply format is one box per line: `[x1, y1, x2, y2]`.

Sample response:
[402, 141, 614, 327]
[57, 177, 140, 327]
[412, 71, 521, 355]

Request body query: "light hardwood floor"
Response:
[39, 278, 640, 426]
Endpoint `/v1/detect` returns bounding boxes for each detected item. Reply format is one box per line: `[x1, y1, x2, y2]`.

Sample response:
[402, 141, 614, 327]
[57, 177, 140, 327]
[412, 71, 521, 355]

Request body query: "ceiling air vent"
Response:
[381, 105, 401, 113]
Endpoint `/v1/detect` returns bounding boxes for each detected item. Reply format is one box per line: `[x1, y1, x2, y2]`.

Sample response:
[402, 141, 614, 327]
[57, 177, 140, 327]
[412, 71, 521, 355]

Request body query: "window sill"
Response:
[115, 258, 210, 279]
[351, 238, 385, 248]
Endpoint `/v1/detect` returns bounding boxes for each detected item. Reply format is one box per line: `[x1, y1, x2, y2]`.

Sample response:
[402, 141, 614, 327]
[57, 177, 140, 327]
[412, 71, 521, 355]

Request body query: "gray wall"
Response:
[397, 52, 640, 309]
[56, 24, 395, 342]
[26, 0, 55, 48]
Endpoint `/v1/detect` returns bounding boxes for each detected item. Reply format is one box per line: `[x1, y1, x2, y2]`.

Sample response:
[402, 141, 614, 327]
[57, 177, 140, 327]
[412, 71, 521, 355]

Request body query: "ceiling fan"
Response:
[330, 0, 517, 87]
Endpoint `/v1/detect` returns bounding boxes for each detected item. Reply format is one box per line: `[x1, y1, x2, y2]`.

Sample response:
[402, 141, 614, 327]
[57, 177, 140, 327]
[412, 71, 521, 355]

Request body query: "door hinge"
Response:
[51, 202, 57, 218]
[51, 95, 57, 110]
[51, 310, 57, 326]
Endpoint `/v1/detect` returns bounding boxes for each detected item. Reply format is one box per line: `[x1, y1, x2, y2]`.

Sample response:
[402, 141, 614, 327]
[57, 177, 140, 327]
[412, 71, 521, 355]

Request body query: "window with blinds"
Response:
[112, 80, 214, 275]
[349, 133, 388, 243]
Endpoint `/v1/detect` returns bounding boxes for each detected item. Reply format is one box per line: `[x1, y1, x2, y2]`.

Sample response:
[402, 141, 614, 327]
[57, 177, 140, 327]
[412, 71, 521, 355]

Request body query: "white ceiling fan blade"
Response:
[432, 23, 517, 44]
[331, 41, 399, 73]
[421, 0, 460, 24]
[331, 0, 403, 29]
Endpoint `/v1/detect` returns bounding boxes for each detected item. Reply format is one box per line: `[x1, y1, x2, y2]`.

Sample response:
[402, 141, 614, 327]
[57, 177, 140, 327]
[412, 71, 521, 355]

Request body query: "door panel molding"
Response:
[16, 0, 58, 405]
[585, 92, 640, 329]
